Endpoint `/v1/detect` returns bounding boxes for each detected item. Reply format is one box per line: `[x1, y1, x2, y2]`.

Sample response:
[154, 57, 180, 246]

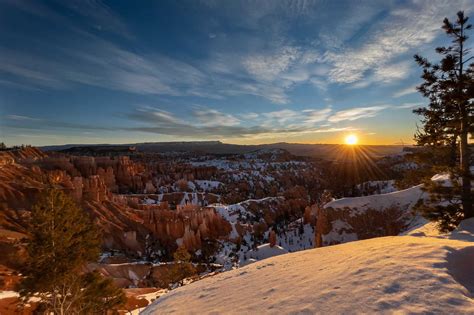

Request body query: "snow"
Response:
[357, 180, 397, 195]
[276, 222, 315, 252]
[430, 167, 474, 187]
[212, 197, 282, 240]
[324, 184, 425, 215]
[143, 221, 474, 314]
[0, 291, 19, 299]
[243, 244, 288, 264]
[194, 180, 223, 191]
[322, 219, 358, 244]
[213, 203, 248, 240]
[186, 181, 196, 191]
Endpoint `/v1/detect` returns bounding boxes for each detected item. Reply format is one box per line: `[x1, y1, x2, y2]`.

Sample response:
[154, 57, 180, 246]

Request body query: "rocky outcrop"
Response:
[315, 186, 424, 247]
[143, 204, 231, 252]
[315, 205, 410, 247]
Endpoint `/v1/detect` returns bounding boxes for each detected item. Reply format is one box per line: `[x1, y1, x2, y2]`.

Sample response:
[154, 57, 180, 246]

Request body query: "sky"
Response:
[1, 0, 473, 146]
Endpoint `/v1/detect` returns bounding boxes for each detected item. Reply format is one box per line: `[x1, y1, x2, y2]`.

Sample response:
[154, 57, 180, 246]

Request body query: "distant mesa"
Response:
[40, 141, 409, 159]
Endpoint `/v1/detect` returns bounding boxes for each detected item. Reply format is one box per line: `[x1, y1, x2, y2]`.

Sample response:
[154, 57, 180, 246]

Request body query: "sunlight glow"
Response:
[345, 134, 358, 145]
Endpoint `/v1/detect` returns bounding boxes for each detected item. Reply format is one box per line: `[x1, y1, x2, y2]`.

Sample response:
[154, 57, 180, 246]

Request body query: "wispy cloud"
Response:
[398, 102, 423, 109]
[126, 106, 345, 139]
[373, 61, 412, 83]
[60, 0, 132, 38]
[324, 1, 473, 85]
[192, 107, 241, 127]
[4, 114, 110, 131]
[393, 85, 418, 98]
[328, 105, 389, 122]
[263, 109, 300, 123]
[3, 0, 132, 38]
[243, 46, 300, 82]
[5, 102, 411, 141]
[3, 0, 471, 147]
[3, 0, 468, 105]
[0, 36, 208, 95]
[240, 112, 259, 120]
[6, 114, 42, 121]
[303, 108, 332, 124]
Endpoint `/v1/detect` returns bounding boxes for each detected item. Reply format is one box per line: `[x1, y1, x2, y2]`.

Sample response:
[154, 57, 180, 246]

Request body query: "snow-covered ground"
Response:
[212, 197, 282, 240]
[211, 198, 314, 267]
[276, 221, 314, 252]
[142, 219, 474, 314]
[0, 291, 19, 299]
[245, 244, 288, 262]
[357, 179, 397, 195]
[324, 184, 425, 214]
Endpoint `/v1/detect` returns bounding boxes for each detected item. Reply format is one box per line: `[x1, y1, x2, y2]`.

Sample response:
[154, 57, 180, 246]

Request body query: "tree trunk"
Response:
[458, 20, 472, 219]
[460, 117, 473, 218]
[449, 137, 457, 167]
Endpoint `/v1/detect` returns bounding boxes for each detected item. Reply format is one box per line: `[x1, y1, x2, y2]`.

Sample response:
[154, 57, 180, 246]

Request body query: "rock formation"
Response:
[315, 205, 413, 247]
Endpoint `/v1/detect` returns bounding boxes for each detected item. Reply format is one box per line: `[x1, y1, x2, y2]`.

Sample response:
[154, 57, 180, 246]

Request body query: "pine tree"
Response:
[77, 271, 126, 314]
[414, 11, 474, 229]
[168, 246, 196, 287]
[19, 189, 125, 314]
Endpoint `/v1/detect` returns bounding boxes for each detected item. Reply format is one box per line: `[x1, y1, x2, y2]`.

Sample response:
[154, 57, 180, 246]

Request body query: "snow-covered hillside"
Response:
[324, 184, 424, 213]
[318, 170, 473, 247]
[211, 198, 314, 266]
[317, 184, 425, 246]
[241, 244, 288, 266]
[143, 220, 474, 314]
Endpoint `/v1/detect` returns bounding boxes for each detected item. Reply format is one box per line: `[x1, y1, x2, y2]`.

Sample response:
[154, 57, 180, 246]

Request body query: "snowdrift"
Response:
[324, 184, 424, 212]
[317, 185, 426, 246]
[318, 170, 473, 246]
[143, 220, 474, 314]
[246, 244, 288, 261]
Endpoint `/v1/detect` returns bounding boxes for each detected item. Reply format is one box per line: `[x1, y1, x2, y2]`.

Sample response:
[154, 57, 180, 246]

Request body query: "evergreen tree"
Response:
[19, 189, 125, 314]
[78, 271, 126, 314]
[168, 246, 196, 287]
[414, 11, 474, 228]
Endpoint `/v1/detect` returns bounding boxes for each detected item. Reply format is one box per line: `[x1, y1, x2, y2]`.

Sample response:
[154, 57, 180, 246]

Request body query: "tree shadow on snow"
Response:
[446, 246, 474, 298]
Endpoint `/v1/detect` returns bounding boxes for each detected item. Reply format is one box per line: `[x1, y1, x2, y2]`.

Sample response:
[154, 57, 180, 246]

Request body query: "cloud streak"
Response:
[2, 0, 472, 105]
[126, 106, 342, 138]
[328, 106, 390, 122]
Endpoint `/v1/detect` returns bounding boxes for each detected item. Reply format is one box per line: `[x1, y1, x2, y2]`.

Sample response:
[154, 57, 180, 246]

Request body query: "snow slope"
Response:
[212, 199, 314, 266]
[319, 185, 426, 246]
[246, 244, 288, 261]
[143, 221, 474, 314]
[324, 184, 425, 214]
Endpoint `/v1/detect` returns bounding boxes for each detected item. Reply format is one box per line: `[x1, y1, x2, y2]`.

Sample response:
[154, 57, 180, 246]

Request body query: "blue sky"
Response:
[1, 0, 473, 146]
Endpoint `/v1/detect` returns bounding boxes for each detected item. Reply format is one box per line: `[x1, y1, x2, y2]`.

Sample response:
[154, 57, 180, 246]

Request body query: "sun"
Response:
[345, 134, 358, 145]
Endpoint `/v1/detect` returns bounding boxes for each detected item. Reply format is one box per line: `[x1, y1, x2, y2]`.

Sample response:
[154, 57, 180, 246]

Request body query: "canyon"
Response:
[0, 144, 422, 313]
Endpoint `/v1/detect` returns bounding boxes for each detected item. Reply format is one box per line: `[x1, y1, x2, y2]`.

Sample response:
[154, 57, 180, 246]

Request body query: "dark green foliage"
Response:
[395, 147, 454, 189]
[19, 189, 125, 314]
[78, 271, 127, 314]
[414, 170, 465, 232]
[414, 11, 474, 228]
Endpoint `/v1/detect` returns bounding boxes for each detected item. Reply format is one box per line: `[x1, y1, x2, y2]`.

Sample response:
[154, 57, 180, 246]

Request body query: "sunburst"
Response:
[345, 134, 358, 145]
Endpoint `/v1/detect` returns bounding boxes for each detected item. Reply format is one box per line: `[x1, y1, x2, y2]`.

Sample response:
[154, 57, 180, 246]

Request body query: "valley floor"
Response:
[143, 220, 474, 314]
